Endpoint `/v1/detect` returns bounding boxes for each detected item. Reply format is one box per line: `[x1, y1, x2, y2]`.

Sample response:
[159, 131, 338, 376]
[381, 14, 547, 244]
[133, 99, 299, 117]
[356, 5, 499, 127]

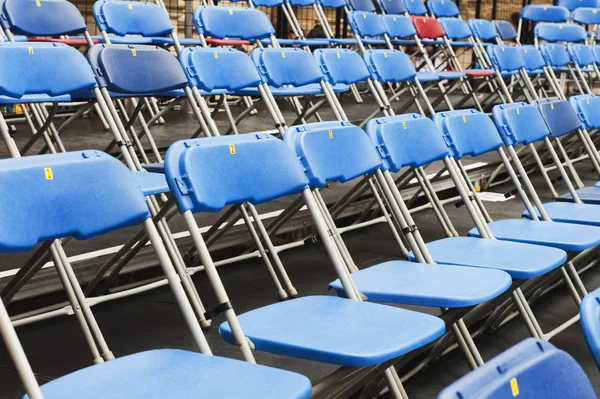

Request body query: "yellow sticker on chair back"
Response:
[402, 121, 407, 129]
[462, 116, 467, 123]
[328, 130, 333, 139]
[516, 108, 520, 115]
[229, 144, 236, 154]
[36, 0, 41, 6]
[128, 3, 133, 9]
[214, 52, 218, 59]
[132, 49, 137, 56]
[337, 52, 341, 58]
[44, 168, 53, 180]
[282, 52, 286, 58]
[28, 47, 34, 55]
[510, 378, 519, 396]
[550, 103, 554, 109]
[229, 9, 233, 14]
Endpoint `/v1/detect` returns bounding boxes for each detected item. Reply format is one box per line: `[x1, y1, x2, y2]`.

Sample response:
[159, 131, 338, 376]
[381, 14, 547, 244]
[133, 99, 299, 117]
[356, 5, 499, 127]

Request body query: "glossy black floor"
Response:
[1, 95, 600, 398]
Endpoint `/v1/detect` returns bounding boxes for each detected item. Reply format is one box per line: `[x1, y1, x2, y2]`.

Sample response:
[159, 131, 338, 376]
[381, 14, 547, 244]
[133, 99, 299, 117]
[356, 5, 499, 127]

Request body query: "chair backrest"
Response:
[491, 102, 550, 146]
[0, 0, 87, 36]
[573, 7, 600, 24]
[469, 19, 499, 42]
[347, 11, 387, 38]
[539, 43, 571, 68]
[317, 0, 347, 9]
[288, 0, 317, 6]
[412, 16, 446, 39]
[558, 0, 598, 11]
[521, 45, 547, 72]
[347, 0, 377, 12]
[594, 46, 600, 65]
[493, 20, 517, 41]
[88, 44, 188, 95]
[377, 0, 407, 15]
[363, 49, 417, 83]
[252, 47, 324, 87]
[567, 43, 596, 67]
[403, 0, 428, 15]
[0, 43, 97, 99]
[366, 114, 450, 171]
[439, 18, 472, 40]
[532, 97, 582, 137]
[427, 0, 459, 17]
[193, 6, 275, 40]
[486, 45, 526, 73]
[581, 287, 600, 369]
[284, 121, 382, 188]
[433, 109, 503, 159]
[382, 15, 417, 38]
[248, 0, 284, 8]
[179, 47, 262, 93]
[313, 49, 371, 85]
[520, 5, 570, 23]
[164, 135, 309, 213]
[535, 22, 587, 43]
[569, 94, 600, 130]
[0, 151, 150, 252]
[437, 338, 597, 399]
[93, 0, 174, 37]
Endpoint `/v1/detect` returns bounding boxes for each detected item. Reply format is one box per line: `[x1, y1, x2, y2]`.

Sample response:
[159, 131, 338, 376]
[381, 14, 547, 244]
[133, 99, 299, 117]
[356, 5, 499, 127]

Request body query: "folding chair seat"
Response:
[163, 134, 445, 368]
[403, 0, 428, 15]
[284, 119, 512, 308]
[581, 287, 600, 368]
[427, 0, 460, 18]
[558, 0, 599, 12]
[492, 20, 518, 42]
[437, 338, 597, 399]
[2, 151, 311, 399]
[573, 6, 600, 25]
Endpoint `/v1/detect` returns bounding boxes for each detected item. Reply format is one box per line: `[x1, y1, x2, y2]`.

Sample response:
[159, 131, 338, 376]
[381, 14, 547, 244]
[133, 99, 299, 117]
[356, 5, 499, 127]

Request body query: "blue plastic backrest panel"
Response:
[313, 49, 370, 85]
[364, 50, 416, 83]
[493, 20, 517, 41]
[284, 121, 382, 188]
[581, 288, 600, 369]
[491, 103, 550, 146]
[366, 114, 450, 171]
[403, 0, 428, 15]
[520, 5, 569, 22]
[1, 0, 87, 36]
[0, 151, 150, 253]
[193, 7, 275, 40]
[377, 0, 407, 14]
[0, 43, 97, 98]
[348, 11, 386, 37]
[437, 338, 597, 399]
[567, 43, 596, 67]
[521, 45, 547, 71]
[88, 44, 187, 94]
[569, 94, 600, 130]
[317, 0, 347, 8]
[179, 47, 262, 92]
[539, 43, 571, 67]
[594, 46, 600, 65]
[558, 0, 599, 11]
[164, 135, 309, 213]
[439, 18, 471, 40]
[468, 19, 498, 42]
[93, 0, 174, 37]
[382, 15, 416, 38]
[347, 0, 377, 12]
[252, 48, 324, 87]
[251, 0, 284, 7]
[535, 22, 587, 43]
[433, 109, 503, 159]
[486, 45, 525, 72]
[573, 7, 600, 24]
[427, 0, 459, 17]
[532, 97, 582, 137]
[288, 0, 316, 6]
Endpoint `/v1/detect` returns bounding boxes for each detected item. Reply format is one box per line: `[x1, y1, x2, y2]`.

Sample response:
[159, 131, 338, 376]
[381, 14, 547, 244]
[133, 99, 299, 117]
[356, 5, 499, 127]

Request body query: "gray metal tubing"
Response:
[19, 103, 59, 155]
[456, 159, 493, 223]
[146, 98, 179, 127]
[554, 136, 585, 189]
[417, 166, 458, 236]
[368, 177, 409, 255]
[496, 147, 539, 221]
[412, 167, 453, 237]
[543, 137, 583, 204]
[266, 196, 306, 236]
[258, 84, 287, 135]
[0, 298, 42, 399]
[182, 211, 256, 362]
[222, 97, 240, 135]
[113, 98, 151, 164]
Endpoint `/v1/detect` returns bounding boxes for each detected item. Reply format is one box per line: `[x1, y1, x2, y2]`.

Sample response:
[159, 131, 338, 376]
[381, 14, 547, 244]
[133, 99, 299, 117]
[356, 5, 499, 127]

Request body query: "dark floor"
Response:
[1, 94, 599, 398]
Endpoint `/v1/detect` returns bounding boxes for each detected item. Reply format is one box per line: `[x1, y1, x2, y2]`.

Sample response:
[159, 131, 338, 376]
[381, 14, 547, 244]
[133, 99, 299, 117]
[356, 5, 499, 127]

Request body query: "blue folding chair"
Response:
[346, 11, 389, 48]
[427, 0, 460, 18]
[558, 0, 599, 12]
[581, 287, 600, 369]
[573, 6, 600, 26]
[437, 338, 596, 399]
[493, 19, 518, 43]
[162, 133, 445, 393]
[403, 0, 429, 15]
[519, 5, 570, 44]
[534, 22, 588, 45]
[377, 0, 408, 15]
[4, 151, 311, 399]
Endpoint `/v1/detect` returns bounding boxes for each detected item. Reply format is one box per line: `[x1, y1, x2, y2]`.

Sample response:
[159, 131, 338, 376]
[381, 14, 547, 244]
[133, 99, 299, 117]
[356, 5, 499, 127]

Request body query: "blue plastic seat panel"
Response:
[236, 83, 348, 96]
[133, 172, 170, 196]
[437, 71, 467, 79]
[104, 36, 155, 45]
[328, 38, 359, 45]
[0, 94, 72, 104]
[581, 287, 600, 369]
[329, 261, 512, 308]
[467, 219, 600, 252]
[219, 295, 445, 367]
[259, 38, 333, 46]
[407, 236, 567, 279]
[27, 349, 312, 399]
[523, 202, 600, 227]
[416, 72, 442, 82]
[558, 186, 600, 204]
[390, 39, 418, 45]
